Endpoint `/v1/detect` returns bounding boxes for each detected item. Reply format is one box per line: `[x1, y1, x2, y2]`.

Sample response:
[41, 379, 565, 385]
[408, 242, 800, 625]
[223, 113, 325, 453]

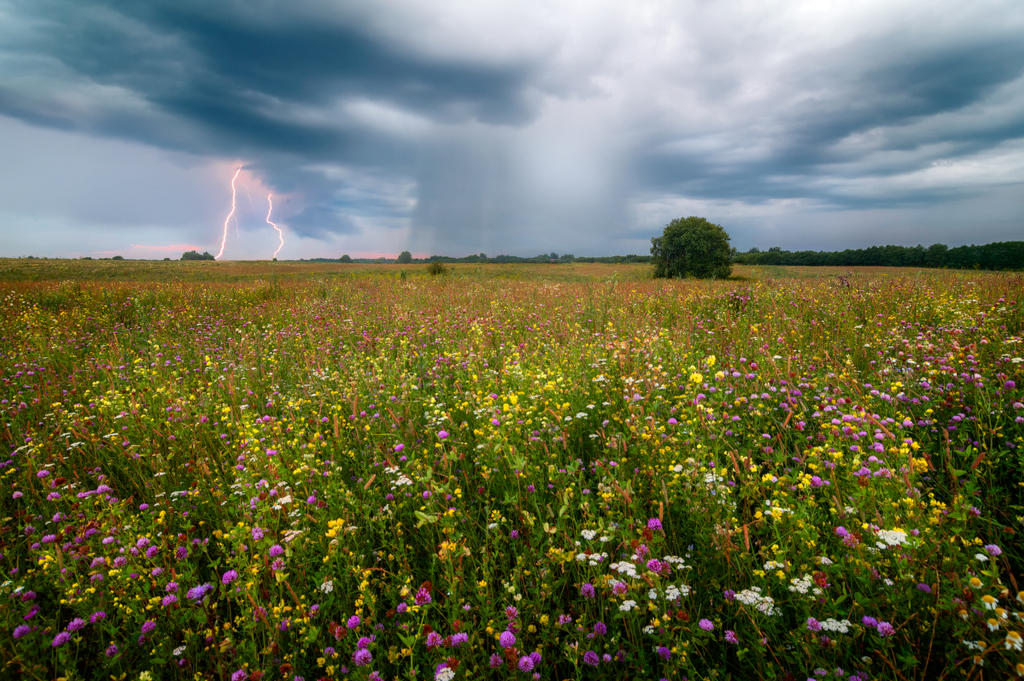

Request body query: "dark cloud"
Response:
[0, 0, 1022, 256]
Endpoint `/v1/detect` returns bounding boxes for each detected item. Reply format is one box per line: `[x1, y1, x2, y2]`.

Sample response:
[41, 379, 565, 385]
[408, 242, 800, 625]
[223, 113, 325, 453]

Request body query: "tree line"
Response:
[734, 241, 1024, 270]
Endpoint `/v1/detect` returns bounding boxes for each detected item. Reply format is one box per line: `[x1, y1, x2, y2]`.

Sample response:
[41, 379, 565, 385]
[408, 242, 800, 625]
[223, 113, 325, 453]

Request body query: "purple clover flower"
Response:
[353, 648, 372, 666]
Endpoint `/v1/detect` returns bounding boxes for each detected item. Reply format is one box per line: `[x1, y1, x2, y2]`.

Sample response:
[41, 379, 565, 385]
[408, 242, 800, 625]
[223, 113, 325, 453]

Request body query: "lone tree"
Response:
[651, 216, 732, 279]
[396, 250, 413, 264]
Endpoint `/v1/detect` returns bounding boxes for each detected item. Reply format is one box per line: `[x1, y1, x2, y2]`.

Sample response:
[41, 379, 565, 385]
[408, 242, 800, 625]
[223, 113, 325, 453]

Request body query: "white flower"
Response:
[820, 618, 851, 634]
[172, 645, 187, 656]
[435, 666, 456, 681]
[581, 529, 597, 541]
[320, 580, 334, 594]
[619, 599, 637, 612]
[876, 529, 907, 547]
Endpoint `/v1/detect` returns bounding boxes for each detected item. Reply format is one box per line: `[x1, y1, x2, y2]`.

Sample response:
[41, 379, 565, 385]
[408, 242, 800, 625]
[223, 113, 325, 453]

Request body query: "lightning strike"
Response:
[216, 167, 242, 260]
[266, 193, 284, 259]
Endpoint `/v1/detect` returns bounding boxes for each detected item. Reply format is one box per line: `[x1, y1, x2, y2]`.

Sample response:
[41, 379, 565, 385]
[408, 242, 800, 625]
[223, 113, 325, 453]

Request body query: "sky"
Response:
[0, 0, 1022, 260]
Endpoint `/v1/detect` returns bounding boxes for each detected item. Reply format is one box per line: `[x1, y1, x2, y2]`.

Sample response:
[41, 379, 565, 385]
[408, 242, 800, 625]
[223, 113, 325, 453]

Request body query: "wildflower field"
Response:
[1, 260, 1022, 681]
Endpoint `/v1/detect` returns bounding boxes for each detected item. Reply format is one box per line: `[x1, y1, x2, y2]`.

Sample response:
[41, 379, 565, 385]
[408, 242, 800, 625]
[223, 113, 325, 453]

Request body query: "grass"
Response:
[1, 260, 1021, 680]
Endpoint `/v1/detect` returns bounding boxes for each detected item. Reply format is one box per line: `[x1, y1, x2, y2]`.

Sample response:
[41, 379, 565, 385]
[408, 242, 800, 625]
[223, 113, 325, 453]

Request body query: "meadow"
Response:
[1, 260, 1022, 680]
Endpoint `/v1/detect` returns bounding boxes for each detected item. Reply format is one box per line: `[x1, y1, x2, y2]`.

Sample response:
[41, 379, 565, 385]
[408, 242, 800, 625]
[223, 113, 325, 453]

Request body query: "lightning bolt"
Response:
[216, 167, 242, 260]
[266, 193, 284, 259]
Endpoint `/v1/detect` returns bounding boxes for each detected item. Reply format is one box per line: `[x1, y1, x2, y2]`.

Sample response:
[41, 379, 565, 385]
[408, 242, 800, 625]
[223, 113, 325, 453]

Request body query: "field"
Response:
[1, 259, 1022, 680]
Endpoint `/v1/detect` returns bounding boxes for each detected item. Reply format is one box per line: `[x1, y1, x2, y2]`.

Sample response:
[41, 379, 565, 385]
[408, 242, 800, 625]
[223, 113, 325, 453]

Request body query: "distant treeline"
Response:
[733, 241, 1024, 270]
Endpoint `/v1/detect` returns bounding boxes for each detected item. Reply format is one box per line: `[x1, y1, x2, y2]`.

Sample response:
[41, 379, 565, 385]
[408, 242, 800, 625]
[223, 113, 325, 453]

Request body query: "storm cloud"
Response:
[1, 0, 1022, 258]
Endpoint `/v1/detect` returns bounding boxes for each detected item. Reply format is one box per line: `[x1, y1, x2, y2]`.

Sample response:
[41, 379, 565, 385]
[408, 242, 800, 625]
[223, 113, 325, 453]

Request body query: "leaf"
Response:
[414, 511, 438, 527]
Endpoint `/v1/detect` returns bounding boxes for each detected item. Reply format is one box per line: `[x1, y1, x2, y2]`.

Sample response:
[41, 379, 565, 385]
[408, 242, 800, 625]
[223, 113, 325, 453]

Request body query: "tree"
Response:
[339, 254, 352, 263]
[181, 250, 215, 261]
[650, 216, 732, 279]
[396, 250, 413, 264]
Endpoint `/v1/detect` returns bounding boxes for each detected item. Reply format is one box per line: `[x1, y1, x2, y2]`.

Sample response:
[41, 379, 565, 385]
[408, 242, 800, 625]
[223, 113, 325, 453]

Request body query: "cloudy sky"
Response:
[1, 0, 1022, 259]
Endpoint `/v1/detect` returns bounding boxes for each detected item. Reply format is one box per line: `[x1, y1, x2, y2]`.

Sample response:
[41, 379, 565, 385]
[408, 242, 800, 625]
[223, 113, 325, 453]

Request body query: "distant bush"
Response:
[651, 216, 732, 279]
[181, 250, 215, 261]
[427, 261, 448, 276]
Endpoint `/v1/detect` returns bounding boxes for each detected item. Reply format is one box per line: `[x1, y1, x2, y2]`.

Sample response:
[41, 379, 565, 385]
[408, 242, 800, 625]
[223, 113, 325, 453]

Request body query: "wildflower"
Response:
[647, 518, 663, 531]
[66, 618, 85, 632]
[105, 644, 118, 657]
[426, 632, 443, 648]
[251, 527, 265, 541]
[611, 581, 628, 596]
[699, 618, 714, 631]
[353, 648, 372, 666]
[415, 586, 432, 605]
[489, 654, 503, 668]
[437, 430, 449, 440]
[593, 621, 607, 636]
[876, 621, 895, 637]
[657, 646, 671, 660]
[141, 620, 156, 635]
[725, 630, 739, 644]
[985, 544, 1002, 556]
[13, 624, 31, 639]
[807, 617, 822, 632]
[583, 651, 600, 666]
[1005, 630, 1022, 651]
[861, 616, 877, 628]
[231, 670, 247, 681]
[269, 544, 284, 557]
[186, 583, 213, 602]
[162, 594, 178, 607]
[500, 631, 516, 648]
[981, 594, 998, 611]
[222, 570, 239, 585]
[916, 583, 932, 593]
[347, 615, 361, 629]
[581, 582, 595, 599]
[451, 632, 468, 647]
[518, 655, 535, 672]
[435, 663, 455, 681]
[52, 631, 71, 647]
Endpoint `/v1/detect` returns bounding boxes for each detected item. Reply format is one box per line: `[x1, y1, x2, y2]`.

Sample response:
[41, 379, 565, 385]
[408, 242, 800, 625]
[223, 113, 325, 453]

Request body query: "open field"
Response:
[1, 260, 1022, 680]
